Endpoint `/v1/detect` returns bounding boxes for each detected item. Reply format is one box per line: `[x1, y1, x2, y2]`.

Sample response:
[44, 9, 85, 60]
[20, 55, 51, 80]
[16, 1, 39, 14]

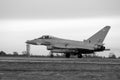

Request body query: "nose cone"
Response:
[26, 40, 37, 45]
[26, 39, 42, 45]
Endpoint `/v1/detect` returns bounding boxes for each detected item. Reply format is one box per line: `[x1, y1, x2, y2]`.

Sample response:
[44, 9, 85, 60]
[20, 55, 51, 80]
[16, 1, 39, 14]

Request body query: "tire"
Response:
[78, 54, 82, 58]
[65, 53, 70, 58]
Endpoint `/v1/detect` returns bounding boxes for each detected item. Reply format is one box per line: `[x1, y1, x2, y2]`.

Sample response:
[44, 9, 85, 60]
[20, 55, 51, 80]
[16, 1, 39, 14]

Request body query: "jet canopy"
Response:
[38, 35, 53, 39]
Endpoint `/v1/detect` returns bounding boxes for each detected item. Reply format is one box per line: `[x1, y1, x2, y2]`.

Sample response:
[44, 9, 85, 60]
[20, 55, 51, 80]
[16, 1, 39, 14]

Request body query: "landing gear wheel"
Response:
[65, 53, 70, 58]
[78, 54, 82, 58]
[49, 52, 54, 58]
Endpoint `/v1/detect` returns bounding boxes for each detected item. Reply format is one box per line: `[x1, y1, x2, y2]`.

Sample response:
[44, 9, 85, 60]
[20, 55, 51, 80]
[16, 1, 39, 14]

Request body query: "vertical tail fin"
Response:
[86, 26, 111, 45]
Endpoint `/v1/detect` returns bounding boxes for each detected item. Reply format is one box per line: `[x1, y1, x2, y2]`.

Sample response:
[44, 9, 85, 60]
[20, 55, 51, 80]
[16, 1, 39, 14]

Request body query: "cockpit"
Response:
[38, 35, 53, 39]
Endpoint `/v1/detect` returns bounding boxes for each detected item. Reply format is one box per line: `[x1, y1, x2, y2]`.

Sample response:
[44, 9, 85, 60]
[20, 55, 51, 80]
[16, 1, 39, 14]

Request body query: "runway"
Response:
[0, 57, 120, 65]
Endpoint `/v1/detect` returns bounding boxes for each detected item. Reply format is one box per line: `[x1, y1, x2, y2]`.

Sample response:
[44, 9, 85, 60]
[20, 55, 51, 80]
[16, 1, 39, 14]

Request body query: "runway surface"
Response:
[0, 56, 120, 64]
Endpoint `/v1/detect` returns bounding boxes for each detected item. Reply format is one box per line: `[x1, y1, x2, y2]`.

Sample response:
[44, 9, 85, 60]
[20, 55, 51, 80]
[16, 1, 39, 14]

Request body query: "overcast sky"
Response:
[0, 0, 120, 19]
[0, 0, 120, 57]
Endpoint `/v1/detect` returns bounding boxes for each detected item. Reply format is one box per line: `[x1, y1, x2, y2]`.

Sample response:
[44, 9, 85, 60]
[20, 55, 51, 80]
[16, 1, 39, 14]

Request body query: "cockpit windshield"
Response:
[38, 35, 53, 39]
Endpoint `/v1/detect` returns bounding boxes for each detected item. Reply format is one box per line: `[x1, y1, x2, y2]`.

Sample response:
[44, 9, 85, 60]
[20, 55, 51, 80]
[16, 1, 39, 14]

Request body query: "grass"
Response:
[0, 57, 120, 80]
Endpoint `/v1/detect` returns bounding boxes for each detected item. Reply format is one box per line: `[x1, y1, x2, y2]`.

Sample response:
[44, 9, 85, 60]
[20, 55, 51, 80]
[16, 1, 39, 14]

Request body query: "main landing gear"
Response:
[78, 54, 83, 58]
[65, 53, 70, 58]
[65, 53, 83, 58]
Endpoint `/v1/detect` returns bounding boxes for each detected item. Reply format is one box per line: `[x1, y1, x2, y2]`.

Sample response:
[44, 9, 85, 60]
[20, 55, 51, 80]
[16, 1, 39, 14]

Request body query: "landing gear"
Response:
[49, 51, 54, 58]
[78, 54, 82, 58]
[65, 53, 70, 58]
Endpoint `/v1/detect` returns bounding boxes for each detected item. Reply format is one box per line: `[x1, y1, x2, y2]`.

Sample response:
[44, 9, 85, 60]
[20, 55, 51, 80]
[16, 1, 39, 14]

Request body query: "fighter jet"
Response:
[26, 26, 111, 58]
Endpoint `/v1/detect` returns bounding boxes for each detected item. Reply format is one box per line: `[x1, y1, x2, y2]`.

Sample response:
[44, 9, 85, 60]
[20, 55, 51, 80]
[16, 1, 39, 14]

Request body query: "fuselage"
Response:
[26, 35, 105, 54]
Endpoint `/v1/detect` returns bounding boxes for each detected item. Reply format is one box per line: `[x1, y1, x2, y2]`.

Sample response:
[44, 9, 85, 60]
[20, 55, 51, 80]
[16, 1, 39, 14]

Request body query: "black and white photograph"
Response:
[0, 0, 120, 80]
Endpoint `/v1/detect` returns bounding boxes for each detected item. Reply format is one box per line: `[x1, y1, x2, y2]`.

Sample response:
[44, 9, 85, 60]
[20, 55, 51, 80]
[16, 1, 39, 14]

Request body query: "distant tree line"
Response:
[0, 51, 28, 57]
[0, 51, 6, 56]
[108, 53, 117, 59]
[0, 50, 119, 59]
